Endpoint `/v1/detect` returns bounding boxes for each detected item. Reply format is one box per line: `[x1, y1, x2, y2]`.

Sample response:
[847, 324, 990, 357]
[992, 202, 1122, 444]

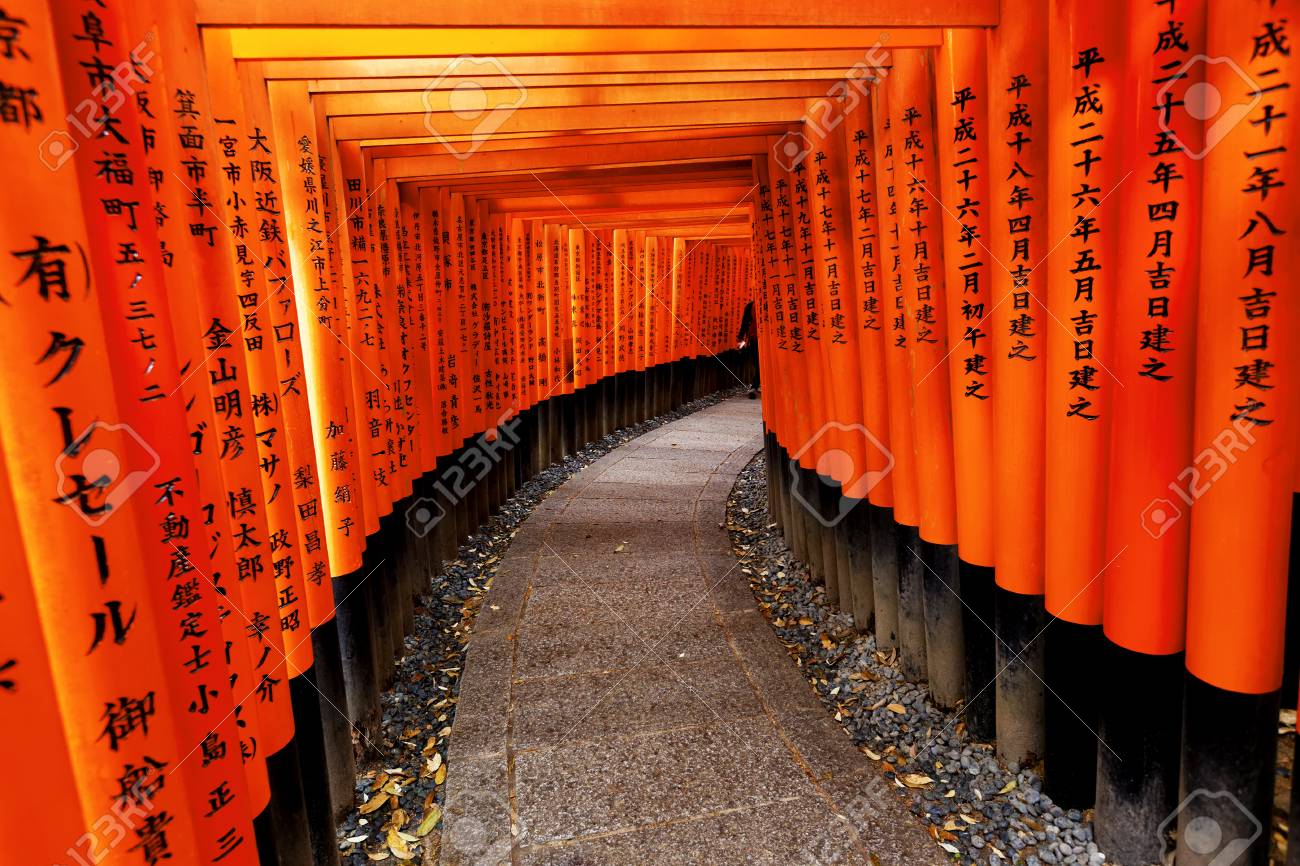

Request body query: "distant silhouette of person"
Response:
[736, 300, 759, 398]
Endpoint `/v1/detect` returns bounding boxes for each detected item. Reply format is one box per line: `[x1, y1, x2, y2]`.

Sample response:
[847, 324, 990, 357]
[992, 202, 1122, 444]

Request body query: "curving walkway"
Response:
[437, 397, 945, 866]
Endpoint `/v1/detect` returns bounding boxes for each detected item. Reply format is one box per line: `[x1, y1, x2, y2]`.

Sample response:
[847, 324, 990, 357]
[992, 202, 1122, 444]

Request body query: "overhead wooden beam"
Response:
[361, 125, 783, 157]
[261, 49, 896, 80]
[317, 80, 836, 117]
[196, 0, 995, 28]
[331, 98, 806, 139]
[379, 134, 770, 178]
[222, 26, 933, 59]
[307, 68, 881, 93]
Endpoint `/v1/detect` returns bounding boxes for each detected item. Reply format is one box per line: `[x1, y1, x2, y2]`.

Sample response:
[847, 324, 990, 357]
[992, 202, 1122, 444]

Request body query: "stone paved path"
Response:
[437, 397, 946, 866]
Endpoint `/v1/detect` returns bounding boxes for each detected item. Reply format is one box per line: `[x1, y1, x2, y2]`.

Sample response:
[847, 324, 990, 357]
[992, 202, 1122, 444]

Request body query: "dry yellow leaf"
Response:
[434, 765, 446, 785]
[416, 806, 443, 837]
[998, 780, 1017, 795]
[899, 773, 934, 788]
[367, 852, 390, 862]
[387, 829, 415, 861]
[359, 794, 390, 815]
[886, 703, 906, 714]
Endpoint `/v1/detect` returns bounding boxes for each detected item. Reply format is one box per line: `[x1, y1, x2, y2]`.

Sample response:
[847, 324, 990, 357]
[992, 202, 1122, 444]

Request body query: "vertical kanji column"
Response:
[890, 49, 965, 709]
[1043, 0, 1126, 807]
[1180, 5, 1298, 863]
[1095, 1, 1205, 859]
[986, 0, 1048, 768]
[934, 27, 998, 737]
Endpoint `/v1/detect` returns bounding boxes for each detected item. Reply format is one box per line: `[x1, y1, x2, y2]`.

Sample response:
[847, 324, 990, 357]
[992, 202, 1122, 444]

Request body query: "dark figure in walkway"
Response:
[736, 299, 760, 398]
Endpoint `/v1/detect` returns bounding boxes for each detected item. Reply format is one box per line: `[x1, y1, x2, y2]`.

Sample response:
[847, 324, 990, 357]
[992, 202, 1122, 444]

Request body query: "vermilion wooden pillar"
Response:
[986, 0, 1048, 770]
[1094, 0, 1204, 860]
[1042, 0, 1126, 809]
[1179, 3, 1297, 864]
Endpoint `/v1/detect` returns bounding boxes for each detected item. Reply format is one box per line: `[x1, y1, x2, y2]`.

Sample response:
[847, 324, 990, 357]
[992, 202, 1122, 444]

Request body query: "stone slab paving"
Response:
[437, 397, 946, 866]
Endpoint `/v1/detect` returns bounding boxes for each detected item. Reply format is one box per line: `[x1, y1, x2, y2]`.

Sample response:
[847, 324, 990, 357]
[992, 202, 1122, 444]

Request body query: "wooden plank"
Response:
[224, 26, 932, 59]
[196, 0, 995, 27]
[331, 98, 807, 139]
[318, 80, 835, 116]
[263, 49, 895, 79]
[308, 68, 880, 92]
[380, 134, 770, 177]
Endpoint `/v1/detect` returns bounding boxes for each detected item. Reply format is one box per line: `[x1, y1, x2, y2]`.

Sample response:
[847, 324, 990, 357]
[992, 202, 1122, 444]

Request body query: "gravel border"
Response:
[725, 448, 1105, 866]
[335, 387, 745, 865]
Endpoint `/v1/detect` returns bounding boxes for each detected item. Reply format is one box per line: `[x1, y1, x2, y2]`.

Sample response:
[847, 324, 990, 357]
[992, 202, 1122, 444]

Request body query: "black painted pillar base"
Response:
[763, 431, 778, 527]
[642, 366, 653, 419]
[450, 444, 469, 551]
[794, 465, 826, 583]
[1175, 673, 1277, 866]
[1043, 620, 1103, 808]
[993, 585, 1046, 767]
[781, 451, 805, 560]
[265, 737, 314, 866]
[289, 666, 341, 866]
[868, 504, 899, 651]
[332, 566, 380, 738]
[562, 392, 577, 457]
[833, 510, 854, 615]
[842, 497, 874, 632]
[312, 619, 356, 822]
[894, 522, 928, 683]
[381, 516, 406, 672]
[1094, 642, 1183, 866]
[815, 475, 842, 605]
[549, 397, 564, 465]
[468, 451, 487, 532]
[599, 377, 613, 438]
[958, 560, 997, 742]
[1289, 752, 1300, 866]
[392, 513, 416, 640]
[919, 539, 964, 709]
[253, 805, 280, 866]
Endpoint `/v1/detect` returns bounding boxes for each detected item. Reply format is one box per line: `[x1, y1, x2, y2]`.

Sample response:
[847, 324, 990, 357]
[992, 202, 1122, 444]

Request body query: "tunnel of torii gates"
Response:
[0, 0, 1298, 864]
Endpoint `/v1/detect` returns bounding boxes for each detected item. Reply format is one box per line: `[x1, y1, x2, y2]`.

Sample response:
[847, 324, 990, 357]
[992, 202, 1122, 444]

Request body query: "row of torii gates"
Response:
[1, 0, 1297, 865]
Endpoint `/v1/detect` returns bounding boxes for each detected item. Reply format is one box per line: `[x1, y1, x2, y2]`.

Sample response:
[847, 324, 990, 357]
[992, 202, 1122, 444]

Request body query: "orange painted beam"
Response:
[197, 0, 991, 28]
[223, 27, 931, 59]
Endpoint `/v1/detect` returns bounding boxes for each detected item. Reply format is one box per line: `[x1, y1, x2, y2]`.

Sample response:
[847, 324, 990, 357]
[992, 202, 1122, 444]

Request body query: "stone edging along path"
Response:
[436, 396, 946, 866]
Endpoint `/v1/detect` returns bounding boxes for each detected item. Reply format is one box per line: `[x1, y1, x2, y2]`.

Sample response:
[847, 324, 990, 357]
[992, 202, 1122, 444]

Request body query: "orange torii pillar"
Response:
[871, 75, 930, 684]
[934, 28, 998, 738]
[764, 154, 819, 565]
[784, 142, 842, 596]
[2, 4, 242, 865]
[1179, 2, 1297, 863]
[810, 89, 882, 634]
[801, 95, 874, 620]
[1093, 0, 1204, 860]
[1042, 0, 1125, 809]
[844, 93, 902, 654]
[986, 0, 1048, 769]
[890, 49, 966, 706]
